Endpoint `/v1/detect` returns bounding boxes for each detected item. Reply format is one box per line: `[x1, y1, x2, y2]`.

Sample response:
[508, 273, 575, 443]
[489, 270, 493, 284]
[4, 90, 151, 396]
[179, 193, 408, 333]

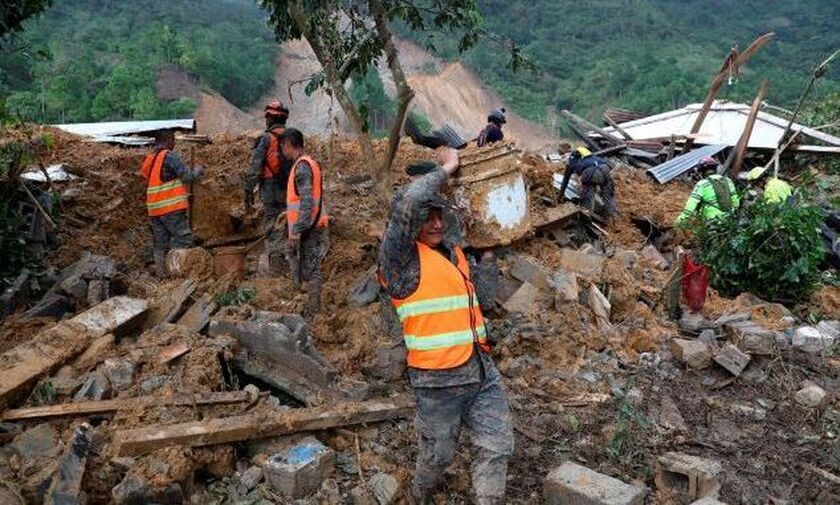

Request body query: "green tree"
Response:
[1, 0, 53, 38]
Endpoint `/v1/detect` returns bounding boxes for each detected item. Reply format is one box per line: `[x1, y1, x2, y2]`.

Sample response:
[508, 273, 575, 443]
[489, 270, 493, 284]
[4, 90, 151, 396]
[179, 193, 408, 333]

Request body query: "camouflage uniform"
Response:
[379, 167, 513, 505]
[288, 160, 329, 317]
[151, 151, 202, 276]
[246, 122, 292, 273]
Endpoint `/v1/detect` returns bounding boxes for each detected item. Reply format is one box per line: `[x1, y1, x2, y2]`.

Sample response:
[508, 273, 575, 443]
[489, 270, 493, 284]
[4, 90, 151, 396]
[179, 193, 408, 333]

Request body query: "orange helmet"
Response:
[264, 99, 289, 119]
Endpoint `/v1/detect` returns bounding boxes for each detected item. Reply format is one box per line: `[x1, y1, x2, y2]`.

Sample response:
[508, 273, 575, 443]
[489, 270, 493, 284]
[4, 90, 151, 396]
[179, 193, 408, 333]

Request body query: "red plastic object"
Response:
[682, 254, 709, 312]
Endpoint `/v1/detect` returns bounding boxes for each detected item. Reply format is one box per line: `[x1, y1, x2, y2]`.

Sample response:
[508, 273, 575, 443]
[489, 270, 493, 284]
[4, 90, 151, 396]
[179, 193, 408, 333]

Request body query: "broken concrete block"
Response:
[655, 452, 722, 500]
[816, 320, 840, 340]
[713, 312, 750, 328]
[679, 312, 711, 333]
[369, 472, 400, 505]
[544, 461, 647, 505]
[103, 359, 136, 392]
[713, 345, 750, 376]
[641, 244, 670, 270]
[795, 385, 827, 408]
[236, 465, 264, 496]
[263, 437, 335, 499]
[697, 330, 719, 346]
[792, 326, 835, 354]
[659, 396, 687, 432]
[670, 338, 712, 370]
[549, 271, 579, 304]
[725, 321, 777, 355]
[502, 281, 541, 314]
[510, 254, 550, 289]
[73, 371, 110, 401]
[558, 248, 604, 279]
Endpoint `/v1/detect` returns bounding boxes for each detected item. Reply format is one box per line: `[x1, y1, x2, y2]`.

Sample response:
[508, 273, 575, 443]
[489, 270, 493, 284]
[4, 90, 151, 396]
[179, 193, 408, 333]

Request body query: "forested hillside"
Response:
[418, 0, 840, 122]
[0, 0, 277, 123]
[1, 0, 838, 126]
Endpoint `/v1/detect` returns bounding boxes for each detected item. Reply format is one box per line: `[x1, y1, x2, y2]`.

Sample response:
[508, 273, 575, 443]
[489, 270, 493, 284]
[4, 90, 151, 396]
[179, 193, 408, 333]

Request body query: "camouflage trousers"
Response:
[289, 227, 329, 317]
[411, 361, 514, 504]
[260, 178, 287, 274]
[150, 210, 193, 277]
[580, 164, 618, 216]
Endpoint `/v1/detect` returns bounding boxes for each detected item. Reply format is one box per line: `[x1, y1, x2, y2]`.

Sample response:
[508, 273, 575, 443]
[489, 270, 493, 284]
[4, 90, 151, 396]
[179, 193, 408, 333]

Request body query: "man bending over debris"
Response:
[675, 156, 740, 225]
[379, 147, 513, 505]
[244, 99, 292, 274]
[477, 107, 506, 147]
[140, 129, 204, 277]
[281, 128, 330, 317]
[558, 146, 618, 216]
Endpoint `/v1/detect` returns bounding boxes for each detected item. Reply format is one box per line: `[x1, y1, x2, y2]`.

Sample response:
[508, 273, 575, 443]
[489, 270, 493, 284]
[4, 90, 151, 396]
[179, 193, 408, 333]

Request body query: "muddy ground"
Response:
[0, 127, 838, 504]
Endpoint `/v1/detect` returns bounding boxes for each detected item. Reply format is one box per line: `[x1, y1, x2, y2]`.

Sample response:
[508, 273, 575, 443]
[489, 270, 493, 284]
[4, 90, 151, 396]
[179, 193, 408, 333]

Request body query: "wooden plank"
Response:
[159, 343, 191, 363]
[602, 113, 634, 141]
[1, 390, 251, 422]
[727, 79, 768, 176]
[113, 397, 415, 457]
[0, 297, 148, 410]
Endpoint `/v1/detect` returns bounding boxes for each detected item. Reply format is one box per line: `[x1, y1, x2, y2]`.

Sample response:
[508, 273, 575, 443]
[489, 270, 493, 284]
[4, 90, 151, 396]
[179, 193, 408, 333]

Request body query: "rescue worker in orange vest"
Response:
[280, 128, 330, 317]
[244, 99, 292, 274]
[140, 129, 204, 277]
[379, 147, 513, 505]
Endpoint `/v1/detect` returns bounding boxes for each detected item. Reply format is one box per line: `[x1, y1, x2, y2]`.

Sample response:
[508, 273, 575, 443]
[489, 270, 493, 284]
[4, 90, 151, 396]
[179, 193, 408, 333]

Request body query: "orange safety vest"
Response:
[262, 126, 286, 178]
[140, 149, 189, 217]
[286, 155, 329, 237]
[391, 243, 489, 370]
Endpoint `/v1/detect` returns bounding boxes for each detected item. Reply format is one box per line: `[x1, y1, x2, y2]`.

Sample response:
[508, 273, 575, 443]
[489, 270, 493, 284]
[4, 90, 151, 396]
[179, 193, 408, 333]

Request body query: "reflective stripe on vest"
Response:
[286, 155, 329, 237]
[262, 126, 285, 178]
[391, 243, 489, 370]
[142, 149, 189, 217]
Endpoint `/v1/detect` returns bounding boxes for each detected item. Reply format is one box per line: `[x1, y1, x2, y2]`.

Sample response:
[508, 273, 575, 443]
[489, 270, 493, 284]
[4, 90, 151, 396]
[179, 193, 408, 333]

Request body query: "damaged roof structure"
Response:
[53, 119, 196, 145]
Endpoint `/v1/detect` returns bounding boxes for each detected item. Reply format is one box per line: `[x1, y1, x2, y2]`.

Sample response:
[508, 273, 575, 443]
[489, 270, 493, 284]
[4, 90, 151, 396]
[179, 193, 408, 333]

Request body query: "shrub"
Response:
[687, 199, 826, 303]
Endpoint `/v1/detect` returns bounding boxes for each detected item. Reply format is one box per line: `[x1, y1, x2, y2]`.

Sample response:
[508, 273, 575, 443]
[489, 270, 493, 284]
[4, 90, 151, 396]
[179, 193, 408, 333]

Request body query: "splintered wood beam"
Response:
[113, 397, 415, 457]
[0, 297, 148, 410]
[1, 391, 252, 422]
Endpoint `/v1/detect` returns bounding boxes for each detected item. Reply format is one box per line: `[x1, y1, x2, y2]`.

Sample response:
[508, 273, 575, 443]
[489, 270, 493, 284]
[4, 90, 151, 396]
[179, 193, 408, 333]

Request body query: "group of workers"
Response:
[140, 99, 330, 316]
[675, 155, 794, 226]
[138, 98, 796, 503]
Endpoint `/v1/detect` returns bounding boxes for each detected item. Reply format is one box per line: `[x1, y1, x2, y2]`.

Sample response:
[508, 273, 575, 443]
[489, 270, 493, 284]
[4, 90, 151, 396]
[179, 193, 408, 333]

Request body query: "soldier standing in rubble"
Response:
[557, 145, 618, 216]
[280, 128, 330, 317]
[140, 129, 204, 278]
[379, 147, 513, 505]
[244, 99, 292, 274]
[476, 107, 506, 147]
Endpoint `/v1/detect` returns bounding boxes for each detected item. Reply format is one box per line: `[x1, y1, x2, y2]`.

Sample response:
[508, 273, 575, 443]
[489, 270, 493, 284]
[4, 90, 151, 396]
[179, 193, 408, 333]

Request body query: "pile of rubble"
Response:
[0, 128, 838, 504]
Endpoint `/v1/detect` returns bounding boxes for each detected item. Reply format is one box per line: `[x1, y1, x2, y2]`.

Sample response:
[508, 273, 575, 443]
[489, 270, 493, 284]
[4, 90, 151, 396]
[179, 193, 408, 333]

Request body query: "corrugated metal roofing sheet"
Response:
[601, 101, 840, 149]
[646, 144, 727, 184]
[54, 119, 195, 138]
[552, 172, 582, 200]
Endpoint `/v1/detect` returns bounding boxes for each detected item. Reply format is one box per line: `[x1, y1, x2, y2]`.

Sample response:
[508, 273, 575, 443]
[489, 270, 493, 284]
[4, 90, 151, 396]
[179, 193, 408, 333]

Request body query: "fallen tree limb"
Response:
[1, 391, 251, 422]
[113, 397, 415, 457]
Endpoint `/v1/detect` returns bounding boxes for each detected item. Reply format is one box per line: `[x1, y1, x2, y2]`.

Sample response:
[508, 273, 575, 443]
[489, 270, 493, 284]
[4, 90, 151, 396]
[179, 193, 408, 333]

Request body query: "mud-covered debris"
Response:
[795, 384, 827, 408]
[544, 461, 648, 505]
[263, 437, 335, 499]
[670, 338, 712, 370]
[713, 345, 751, 377]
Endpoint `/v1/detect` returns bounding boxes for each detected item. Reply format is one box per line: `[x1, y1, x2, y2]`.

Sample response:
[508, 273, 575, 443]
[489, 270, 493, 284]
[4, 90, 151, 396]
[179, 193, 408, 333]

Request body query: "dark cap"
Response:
[279, 127, 304, 148]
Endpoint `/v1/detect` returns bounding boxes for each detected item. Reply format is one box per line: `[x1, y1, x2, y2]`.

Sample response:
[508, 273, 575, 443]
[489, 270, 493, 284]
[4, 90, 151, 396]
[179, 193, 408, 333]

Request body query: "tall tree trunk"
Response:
[287, 0, 376, 169]
[369, 0, 414, 203]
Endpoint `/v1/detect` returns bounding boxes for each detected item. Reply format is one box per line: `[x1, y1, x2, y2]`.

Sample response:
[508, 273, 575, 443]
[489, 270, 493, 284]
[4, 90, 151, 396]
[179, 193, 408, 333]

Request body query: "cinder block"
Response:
[544, 461, 647, 505]
[655, 452, 722, 500]
[264, 437, 334, 498]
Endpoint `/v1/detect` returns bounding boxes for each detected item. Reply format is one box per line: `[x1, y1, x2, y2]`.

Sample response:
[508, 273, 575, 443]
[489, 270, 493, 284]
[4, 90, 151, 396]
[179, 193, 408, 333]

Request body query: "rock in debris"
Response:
[348, 267, 380, 308]
[558, 248, 604, 279]
[502, 281, 542, 314]
[725, 321, 777, 355]
[510, 254, 551, 289]
[350, 484, 376, 505]
[103, 359, 136, 391]
[792, 326, 835, 354]
[641, 244, 670, 270]
[73, 371, 110, 401]
[697, 329, 719, 346]
[795, 384, 827, 408]
[679, 312, 712, 333]
[364, 344, 407, 382]
[548, 271, 579, 305]
[586, 284, 612, 332]
[712, 312, 750, 328]
[658, 396, 688, 432]
[544, 461, 647, 505]
[236, 465, 264, 496]
[112, 474, 183, 505]
[816, 320, 840, 340]
[11, 423, 61, 475]
[670, 338, 712, 370]
[713, 345, 751, 377]
[369, 472, 400, 505]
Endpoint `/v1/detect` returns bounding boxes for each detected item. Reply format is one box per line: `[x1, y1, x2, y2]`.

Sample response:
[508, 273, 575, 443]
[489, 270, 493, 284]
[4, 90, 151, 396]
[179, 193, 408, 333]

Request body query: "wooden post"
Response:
[561, 110, 624, 147]
[683, 33, 775, 152]
[602, 113, 633, 141]
[727, 80, 769, 177]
